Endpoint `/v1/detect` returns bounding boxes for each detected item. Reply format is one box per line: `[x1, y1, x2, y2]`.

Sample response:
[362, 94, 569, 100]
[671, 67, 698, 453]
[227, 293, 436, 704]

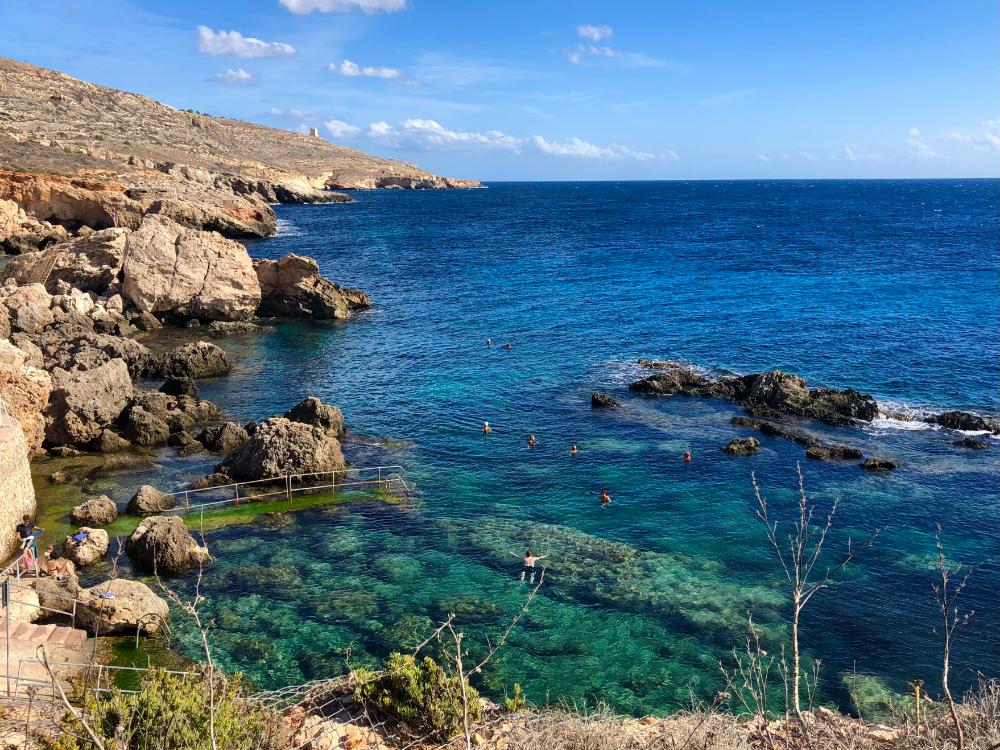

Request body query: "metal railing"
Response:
[2, 658, 197, 702]
[166, 464, 411, 516]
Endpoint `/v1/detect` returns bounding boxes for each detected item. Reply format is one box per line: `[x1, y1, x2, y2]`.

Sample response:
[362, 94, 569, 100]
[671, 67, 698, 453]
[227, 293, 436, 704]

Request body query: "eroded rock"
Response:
[77, 579, 169, 635]
[70, 495, 119, 526]
[254, 253, 370, 319]
[125, 484, 176, 516]
[216, 417, 346, 482]
[125, 516, 211, 574]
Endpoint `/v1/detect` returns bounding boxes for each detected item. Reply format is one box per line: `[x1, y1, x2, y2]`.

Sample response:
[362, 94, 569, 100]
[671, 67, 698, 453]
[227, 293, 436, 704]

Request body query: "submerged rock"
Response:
[591, 392, 620, 409]
[722, 437, 760, 456]
[70, 495, 118, 526]
[126, 515, 211, 574]
[953, 437, 989, 450]
[805, 444, 864, 461]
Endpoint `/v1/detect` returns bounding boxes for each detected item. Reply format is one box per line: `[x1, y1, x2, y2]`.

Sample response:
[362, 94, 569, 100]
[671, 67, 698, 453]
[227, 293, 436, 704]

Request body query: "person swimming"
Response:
[600, 489, 612, 506]
[503, 343, 513, 350]
[570, 444, 578, 456]
[510, 548, 546, 583]
[683, 451, 691, 462]
[528, 433, 536, 448]
[486, 338, 493, 346]
[483, 421, 492, 434]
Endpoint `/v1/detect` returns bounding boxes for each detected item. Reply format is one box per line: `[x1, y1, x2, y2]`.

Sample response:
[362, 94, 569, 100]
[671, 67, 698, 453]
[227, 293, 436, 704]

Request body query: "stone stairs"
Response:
[6, 621, 87, 649]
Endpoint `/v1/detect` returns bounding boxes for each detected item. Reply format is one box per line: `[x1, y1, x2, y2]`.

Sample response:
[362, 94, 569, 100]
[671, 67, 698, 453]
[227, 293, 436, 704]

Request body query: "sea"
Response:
[67, 180, 1000, 715]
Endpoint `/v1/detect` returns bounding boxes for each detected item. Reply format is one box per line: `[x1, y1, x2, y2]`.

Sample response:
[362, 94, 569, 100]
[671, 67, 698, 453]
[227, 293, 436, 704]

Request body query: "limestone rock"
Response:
[254, 253, 370, 319]
[77, 579, 170, 635]
[591, 392, 619, 409]
[122, 215, 261, 321]
[159, 376, 198, 398]
[125, 516, 211, 574]
[125, 484, 176, 516]
[87, 429, 131, 453]
[805, 444, 864, 460]
[197, 421, 249, 453]
[722, 437, 760, 456]
[34, 575, 81, 613]
[0, 228, 128, 294]
[284, 396, 344, 437]
[217, 417, 346, 482]
[44, 358, 133, 447]
[167, 430, 204, 455]
[121, 405, 171, 446]
[0, 340, 52, 455]
[155, 341, 232, 379]
[70, 495, 119, 526]
[62, 527, 110, 566]
[860, 457, 899, 472]
[629, 368, 709, 396]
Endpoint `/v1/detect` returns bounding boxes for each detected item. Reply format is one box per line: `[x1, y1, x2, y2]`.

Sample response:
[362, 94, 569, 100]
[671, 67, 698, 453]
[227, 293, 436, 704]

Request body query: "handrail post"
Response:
[234, 482, 240, 507]
[286, 474, 291, 501]
[185, 491, 190, 512]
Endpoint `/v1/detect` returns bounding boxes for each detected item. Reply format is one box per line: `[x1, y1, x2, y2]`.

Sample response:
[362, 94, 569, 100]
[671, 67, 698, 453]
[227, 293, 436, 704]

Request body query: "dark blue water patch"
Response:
[138, 180, 999, 714]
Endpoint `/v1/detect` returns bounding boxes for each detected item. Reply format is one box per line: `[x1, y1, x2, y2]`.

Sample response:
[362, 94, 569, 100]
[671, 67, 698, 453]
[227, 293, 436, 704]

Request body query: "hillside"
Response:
[0, 57, 475, 190]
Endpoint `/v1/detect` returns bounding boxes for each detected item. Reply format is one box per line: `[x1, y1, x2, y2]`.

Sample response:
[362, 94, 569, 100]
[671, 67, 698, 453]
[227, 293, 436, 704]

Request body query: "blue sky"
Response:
[2, 0, 998, 180]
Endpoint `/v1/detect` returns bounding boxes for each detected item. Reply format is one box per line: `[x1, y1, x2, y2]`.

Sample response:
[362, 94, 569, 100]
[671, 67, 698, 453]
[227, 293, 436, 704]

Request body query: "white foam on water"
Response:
[275, 218, 302, 237]
[868, 416, 936, 433]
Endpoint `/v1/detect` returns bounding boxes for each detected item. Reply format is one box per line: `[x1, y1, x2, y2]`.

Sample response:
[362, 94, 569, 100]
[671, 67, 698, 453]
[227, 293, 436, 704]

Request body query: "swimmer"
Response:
[600, 489, 612, 506]
[683, 451, 691, 462]
[510, 548, 546, 583]
[503, 343, 513, 350]
[528, 433, 536, 448]
[570, 444, 578, 456]
[483, 421, 492, 435]
[486, 338, 493, 347]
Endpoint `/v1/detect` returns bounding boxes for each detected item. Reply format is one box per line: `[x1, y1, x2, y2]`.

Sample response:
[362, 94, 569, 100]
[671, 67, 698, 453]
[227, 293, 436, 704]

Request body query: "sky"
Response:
[1, 0, 998, 181]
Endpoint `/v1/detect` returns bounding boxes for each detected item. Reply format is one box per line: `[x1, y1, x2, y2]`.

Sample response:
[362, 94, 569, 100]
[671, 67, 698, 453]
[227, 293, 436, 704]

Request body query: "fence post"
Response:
[378, 467, 382, 489]
[286, 475, 291, 501]
[234, 482, 240, 507]
[185, 491, 190, 512]
[4, 578, 9, 697]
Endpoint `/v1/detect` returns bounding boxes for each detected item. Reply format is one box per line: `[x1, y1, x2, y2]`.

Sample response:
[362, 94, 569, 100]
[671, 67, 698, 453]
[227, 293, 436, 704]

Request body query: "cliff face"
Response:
[0, 57, 477, 192]
[0, 420, 36, 559]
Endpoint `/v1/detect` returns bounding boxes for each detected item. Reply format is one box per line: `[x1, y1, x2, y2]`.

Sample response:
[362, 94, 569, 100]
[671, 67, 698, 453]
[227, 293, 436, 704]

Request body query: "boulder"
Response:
[121, 390, 221, 439]
[87, 429, 131, 453]
[0, 228, 128, 294]
[167, 430, 203, 455]
[70, 495, 119, 526]
[629, 368, 709, 396]
[155, 341, 232, 379]
[197, 421, 249, 453]
[34, 576, 81, 613]
[0, 340, 52, 455]
[254, 253, 370, 319]
[860, 457, 899, 472]
[121, 405, 171, 446]
[62, 527, 110, 567]
[953, 437, 989, 450]
[125, 484, 176, 516]
[188, 472, 231, 490]
[734, 371, 812, 413]
[931, 411, 1000, 434]
[591, 392, 620, 409]
[26, 326, 154, 380]
[76, 579, 170, 635]
[122, 215, 261, 321]
[216, 417, 346, 482]
[125, 516, 211, 574]
[44, 358, 133, 447]
[722, 437, 760, 456]
[283, 397, 344, 437]
[805, 445, 865, 461]
[159, 376, 198, 398]
[637, 359, 686, 369]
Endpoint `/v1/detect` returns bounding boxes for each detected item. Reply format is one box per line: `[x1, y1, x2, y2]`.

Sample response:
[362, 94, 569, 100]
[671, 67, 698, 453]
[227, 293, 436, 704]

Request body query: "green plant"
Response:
[44, 669, 285, 750]
[504, 682, 526, 712]
[354, 653, 481, 741]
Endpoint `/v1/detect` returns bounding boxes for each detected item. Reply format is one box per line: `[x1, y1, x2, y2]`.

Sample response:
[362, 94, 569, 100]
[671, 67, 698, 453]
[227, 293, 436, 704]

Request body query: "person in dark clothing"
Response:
[16, 515, 41, 557]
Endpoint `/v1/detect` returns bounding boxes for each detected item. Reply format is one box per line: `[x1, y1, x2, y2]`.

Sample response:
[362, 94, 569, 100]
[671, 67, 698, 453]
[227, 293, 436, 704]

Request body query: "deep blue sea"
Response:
[114, 181, 1000, 715]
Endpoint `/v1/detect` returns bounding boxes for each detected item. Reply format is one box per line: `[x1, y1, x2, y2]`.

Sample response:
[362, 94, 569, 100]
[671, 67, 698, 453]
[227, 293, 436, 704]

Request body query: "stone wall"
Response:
[0, 420, 36, 560]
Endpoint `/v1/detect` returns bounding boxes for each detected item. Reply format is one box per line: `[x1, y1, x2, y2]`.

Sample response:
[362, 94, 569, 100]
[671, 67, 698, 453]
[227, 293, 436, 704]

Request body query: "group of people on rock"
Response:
[12, 515, 71, 578]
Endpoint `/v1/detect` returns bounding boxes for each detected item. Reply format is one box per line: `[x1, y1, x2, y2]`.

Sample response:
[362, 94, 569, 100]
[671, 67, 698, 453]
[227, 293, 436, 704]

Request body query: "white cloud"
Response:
[267, 107, 315, 119]
[577, 24, 613, 41]
[906, 128, 939, 158]
[797, 151, 820, 162]
[330, 60, 402, 79]
[279, 0, 405, 13]
[566, 43, 684, 70]
[197, 26, 296, 58]
[699, 89, 752, 107]
[835, 144, 882, 162]
[947, 120, 1000, 154]
[529, 135, 675, 161]
[212, 67, 255, 84]
[756, 154, 771, 162]
[324, 119, 362, 139]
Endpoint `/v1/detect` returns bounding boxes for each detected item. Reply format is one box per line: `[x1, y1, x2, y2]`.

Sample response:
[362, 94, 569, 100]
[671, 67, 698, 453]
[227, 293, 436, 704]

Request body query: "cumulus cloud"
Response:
[197, 26, 295, 58]
[324, 119, 362, 139]
[329, 60, 402, 79]
[279, 0, 405, 13]
[906, 128, 940, 158]
[947, 120, 1000, 154]
[577, 24, 613, 41]
[835, 144, 882, 162]
[529, 135, 674, 161]
[212, 67, 255, 84]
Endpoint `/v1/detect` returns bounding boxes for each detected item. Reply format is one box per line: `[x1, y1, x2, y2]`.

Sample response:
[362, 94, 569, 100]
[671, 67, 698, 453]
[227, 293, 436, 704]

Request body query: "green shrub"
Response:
[44, 669, 285, 750]
[504, 682, 526, 712]
[354, 653, 481, 740]
[843, 673, 914, 723]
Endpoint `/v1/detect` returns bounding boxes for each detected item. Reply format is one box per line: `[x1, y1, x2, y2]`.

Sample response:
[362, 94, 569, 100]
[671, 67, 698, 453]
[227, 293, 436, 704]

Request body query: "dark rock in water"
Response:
[755, 421, 815, 446]
[806, 444, 864, 461]
[722, 437, 760, 456]
[629, 368, 709, 396]
[207, 320, 271, 336]
[126, 516, 210, 574]
[167, 430, 203, 456]
[70, 495, 118, 526]
[953, 437, 989, 450]
[197, 421, 249, 453]
[189, 472, 231, 490]
[254, 512, 292, 529]
[931, 411, 1000, 434]
[131, 311, 162, 331]
[283, 396, 345, 437]
[125, 484, 176, 516]
[48, 470, 70, 484]
[730, 416, 759, 427]
[591, 392, 620, 409]
[637, 359, 685, 369]
[185, 318, 201, 328]
[48, 446, 82, 458]
[254, 253, 371, 320]
[154, 341, 232, 379]
[160, 376, 198, 399]
[216, 417, 345, 481]
[860, 457, 899, 472]
[121, 405, 171, 446]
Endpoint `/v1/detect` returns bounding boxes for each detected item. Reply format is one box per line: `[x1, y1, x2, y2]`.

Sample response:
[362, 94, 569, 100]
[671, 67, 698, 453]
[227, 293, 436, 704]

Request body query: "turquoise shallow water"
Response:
[109, 181, 997, 715]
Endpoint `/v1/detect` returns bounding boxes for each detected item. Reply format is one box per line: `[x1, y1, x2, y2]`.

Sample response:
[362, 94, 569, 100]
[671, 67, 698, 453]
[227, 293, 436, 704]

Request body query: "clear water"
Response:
[106, 181, 999, 715]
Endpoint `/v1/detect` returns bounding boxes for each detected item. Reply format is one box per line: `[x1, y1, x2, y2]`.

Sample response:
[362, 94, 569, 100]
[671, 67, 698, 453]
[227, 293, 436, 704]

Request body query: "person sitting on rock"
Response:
[43, 546, 72, 580]
[510, 548, 546, 584]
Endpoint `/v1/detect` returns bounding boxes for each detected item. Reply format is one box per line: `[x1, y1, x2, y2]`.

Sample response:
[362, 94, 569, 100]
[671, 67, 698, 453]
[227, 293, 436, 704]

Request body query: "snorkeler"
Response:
[510, 548, 546, 583]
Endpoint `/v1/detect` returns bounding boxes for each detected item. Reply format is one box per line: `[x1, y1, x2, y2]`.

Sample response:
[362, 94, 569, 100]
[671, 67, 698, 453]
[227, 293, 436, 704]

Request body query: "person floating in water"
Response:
[483, 421, 492, 435]
[510, 548, 546, 583]
[600, 489, 612, 506]
[503, 343, 513, 350]
[683, 451, 691, 462]
[528, 433, 536, 448]
[570, 444, 578, 456]
[486, 338, 492, 347]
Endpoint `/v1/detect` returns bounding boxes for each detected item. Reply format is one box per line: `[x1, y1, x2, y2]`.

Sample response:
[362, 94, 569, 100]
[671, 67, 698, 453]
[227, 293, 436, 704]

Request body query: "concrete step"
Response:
[9, 622, 32, 639]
